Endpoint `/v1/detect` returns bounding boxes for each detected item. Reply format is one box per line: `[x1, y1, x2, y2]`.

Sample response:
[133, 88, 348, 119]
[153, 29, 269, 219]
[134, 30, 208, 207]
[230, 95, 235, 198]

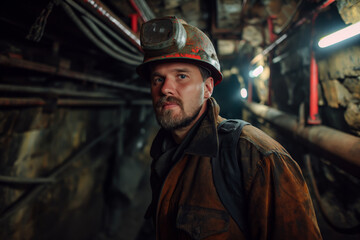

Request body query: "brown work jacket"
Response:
[147, 98, 322, 240]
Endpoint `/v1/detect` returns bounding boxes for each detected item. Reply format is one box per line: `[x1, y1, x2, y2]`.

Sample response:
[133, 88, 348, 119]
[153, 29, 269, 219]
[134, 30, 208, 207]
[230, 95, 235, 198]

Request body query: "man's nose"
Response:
[161, 78, 175, 96]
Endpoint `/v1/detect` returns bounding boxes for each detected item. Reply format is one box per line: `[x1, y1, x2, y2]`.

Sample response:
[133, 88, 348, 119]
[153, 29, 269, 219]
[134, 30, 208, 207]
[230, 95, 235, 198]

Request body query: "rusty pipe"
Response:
[0, 97, 152, 107]
[74, 0, 142, 51]
[0, 54, 150, 94]
[241, 101, 360, 175]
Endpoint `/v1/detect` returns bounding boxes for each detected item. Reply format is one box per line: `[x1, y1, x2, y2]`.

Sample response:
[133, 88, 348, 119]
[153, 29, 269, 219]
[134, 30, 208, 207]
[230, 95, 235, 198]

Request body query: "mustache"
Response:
[156, 96, 183, 109]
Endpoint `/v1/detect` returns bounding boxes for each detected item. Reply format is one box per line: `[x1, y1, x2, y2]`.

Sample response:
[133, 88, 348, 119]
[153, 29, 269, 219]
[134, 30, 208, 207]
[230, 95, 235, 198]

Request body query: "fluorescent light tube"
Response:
[318, 21, 360, 48]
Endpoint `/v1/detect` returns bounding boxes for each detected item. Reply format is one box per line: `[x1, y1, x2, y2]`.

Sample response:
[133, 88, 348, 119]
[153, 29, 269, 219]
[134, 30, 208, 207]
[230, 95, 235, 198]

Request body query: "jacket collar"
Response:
[184, 97, 221, 158]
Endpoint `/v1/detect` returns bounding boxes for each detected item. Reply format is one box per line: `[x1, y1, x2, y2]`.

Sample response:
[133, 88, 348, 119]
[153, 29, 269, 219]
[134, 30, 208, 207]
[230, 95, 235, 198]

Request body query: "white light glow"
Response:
[249, 65, 264, 78]
[318, 21, 360, 48]
[240, 88, 248, 98]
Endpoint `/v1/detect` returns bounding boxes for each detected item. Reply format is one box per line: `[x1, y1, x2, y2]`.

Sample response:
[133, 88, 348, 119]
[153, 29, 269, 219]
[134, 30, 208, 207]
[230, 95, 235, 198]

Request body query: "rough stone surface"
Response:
[345, 101, 360, 130]
[318, 46, 360, 81]
[344, 77, 360, 99]
[321, 79, 353, 108]
[337, 0, 360, 24]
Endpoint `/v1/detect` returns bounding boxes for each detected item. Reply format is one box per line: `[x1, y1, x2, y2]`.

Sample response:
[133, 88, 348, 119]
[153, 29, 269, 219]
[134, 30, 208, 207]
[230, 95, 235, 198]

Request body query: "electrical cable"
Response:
[304, 154, 360, 234]
[0, 126, 118, 223]
[133, 0, 156, 21]
[82, 16, 143, 61]
[60, 2, 141, 66]
[65, 0, 141, 54]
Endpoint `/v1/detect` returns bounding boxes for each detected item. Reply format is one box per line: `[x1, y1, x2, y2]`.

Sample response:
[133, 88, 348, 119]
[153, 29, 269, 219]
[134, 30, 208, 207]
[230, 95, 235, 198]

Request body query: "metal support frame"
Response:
[0, 54, 150, 94]
[251, 0, 337, 65]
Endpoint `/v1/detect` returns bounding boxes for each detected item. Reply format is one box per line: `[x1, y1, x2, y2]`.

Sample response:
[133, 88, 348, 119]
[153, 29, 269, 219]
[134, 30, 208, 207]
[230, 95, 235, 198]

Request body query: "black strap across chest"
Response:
[212, 119, 250, 238]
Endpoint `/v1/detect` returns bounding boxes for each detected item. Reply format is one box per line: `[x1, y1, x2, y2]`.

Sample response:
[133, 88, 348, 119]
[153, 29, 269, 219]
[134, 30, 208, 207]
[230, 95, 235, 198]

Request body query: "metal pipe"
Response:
[308, 50, 321, 124]
[241, 101, 360, 175]
[134, 0, 155, 21]
[75, 0, 142, 51]
[0, 175, 56, 184]
[65, 0, 140, 54]
[250, 0, 337, 65]
[0, 84, 119, 99]
[61, 2, 142, 65]
[267, 16, 276, 106]
[0, 54, 150, 94]
[0, 98, 152, 107]
[130, 0, 147, 22]
[0, 98, 47, 106]
[308, 13, 321, 124]
[82, 16, 143, 61]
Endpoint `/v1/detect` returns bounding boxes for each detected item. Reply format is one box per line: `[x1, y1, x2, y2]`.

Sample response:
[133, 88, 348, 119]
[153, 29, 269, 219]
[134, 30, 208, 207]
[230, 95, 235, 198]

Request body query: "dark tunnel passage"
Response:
[0, 0, 360, 240]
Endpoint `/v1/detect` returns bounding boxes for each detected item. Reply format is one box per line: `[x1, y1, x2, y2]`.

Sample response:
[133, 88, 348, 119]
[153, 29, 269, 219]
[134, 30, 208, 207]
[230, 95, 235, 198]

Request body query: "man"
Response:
[137, 16, 322, 240]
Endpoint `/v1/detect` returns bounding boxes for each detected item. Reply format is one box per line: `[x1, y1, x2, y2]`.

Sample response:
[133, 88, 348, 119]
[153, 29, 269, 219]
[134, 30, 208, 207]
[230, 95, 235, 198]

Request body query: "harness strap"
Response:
[212, 119, 250, 238]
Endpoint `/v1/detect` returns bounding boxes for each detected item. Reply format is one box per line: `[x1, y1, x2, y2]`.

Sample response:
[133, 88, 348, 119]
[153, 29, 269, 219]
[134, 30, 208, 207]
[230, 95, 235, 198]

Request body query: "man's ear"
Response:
[204, 77, 214, 99]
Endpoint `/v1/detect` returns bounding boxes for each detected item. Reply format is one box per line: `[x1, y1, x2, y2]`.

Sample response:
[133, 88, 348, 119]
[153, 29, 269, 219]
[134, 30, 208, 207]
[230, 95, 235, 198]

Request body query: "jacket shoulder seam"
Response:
[239, 136, 292, 159]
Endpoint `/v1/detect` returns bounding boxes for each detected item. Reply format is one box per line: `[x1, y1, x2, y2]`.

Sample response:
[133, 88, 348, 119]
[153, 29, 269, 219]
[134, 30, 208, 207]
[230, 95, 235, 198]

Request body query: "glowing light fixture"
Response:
[249, 65, 264, 78]
[318, 21, 360, 48]
[240, 88, 248, 98]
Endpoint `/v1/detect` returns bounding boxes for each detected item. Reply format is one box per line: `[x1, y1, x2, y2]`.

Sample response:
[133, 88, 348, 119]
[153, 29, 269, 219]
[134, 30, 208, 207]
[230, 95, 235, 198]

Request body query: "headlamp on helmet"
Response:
[140, 17, 187, 55]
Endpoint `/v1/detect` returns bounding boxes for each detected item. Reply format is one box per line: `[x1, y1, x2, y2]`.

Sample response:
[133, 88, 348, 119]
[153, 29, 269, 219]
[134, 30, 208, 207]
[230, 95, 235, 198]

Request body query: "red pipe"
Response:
[308, 14, 321, 124]
[129, 13, 139, 33]
[79, 0, 142, 50]
[320, 0, 336, 10]
[267, 16, 277, 106]
[247, 79, 253, 103]
[129, 0, 147, 22]
[251, 0, 337, 64]
[308, 51, 321, 124]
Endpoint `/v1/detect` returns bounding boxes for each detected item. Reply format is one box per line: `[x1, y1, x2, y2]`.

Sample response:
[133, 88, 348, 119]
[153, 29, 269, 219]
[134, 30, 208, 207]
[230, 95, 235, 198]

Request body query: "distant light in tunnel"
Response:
[318, 21, 360, 48]
[240, 88, 248, 99]
[249, 65, 264, 78]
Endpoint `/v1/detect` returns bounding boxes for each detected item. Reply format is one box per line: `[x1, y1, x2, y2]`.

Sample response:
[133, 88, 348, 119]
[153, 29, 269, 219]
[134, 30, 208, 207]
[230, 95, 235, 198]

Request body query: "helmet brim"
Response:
[136, 57, 223, 86]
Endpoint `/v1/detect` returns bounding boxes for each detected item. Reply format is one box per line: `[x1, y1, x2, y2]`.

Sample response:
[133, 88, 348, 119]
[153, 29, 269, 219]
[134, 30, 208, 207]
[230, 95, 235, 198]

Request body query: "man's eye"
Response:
[178, 74, 187, 79]
[153, 77, 164, 84]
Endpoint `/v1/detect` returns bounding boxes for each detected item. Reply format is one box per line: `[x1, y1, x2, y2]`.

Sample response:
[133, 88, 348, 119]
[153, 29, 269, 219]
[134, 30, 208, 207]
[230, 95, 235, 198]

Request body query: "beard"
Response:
[155, 96, 202, 130]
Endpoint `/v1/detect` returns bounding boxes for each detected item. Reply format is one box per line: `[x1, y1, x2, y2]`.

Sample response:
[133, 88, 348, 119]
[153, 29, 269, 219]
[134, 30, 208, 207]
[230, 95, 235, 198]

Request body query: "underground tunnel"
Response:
[0, 0, 360, 239]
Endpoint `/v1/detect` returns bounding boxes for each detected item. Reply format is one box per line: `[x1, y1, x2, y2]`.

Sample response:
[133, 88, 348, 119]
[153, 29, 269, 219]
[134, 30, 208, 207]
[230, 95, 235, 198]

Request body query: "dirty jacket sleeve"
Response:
[238, 125, 323, 240]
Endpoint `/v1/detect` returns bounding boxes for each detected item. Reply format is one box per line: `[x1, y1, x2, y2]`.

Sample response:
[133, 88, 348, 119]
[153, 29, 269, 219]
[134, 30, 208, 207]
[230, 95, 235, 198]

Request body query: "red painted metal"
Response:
[129, 0, 147, 22]
[308, 51, 321, 124]
[162, 53, 202, 59]
[308, 13, 321, 125]
[251, 0, 337, 64]
[77, 0, 142, 50]
[130, 13, 139, 33]
[320, 0, 336, 9]
[247, 79, 253, 103]
[267, 16, 277, 106]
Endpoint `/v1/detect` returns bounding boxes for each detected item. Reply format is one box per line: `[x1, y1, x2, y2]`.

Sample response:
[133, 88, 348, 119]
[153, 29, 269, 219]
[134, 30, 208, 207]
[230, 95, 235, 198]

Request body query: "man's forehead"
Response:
[150, 61, 199, 74]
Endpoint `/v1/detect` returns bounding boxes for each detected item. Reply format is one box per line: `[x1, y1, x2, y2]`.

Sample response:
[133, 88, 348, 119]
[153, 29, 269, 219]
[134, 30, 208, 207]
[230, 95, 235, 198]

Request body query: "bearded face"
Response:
[150, 62, 209, 131]
[154, 95, 202, 130]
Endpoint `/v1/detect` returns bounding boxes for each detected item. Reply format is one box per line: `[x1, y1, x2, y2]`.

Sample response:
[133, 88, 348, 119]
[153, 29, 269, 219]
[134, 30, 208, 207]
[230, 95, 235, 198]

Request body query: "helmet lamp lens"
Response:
[141, 19, 173, 48]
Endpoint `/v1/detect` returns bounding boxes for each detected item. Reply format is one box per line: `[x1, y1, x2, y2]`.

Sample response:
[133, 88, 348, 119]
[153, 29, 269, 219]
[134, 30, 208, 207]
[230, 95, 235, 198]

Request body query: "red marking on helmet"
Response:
[162, 53, 201, 59]
[192, 48, 200, 53]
